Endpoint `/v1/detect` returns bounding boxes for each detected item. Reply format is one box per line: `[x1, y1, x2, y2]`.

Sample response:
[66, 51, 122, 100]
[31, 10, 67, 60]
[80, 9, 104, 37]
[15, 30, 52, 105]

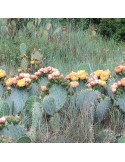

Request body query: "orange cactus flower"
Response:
[69, 72, 79, 81]
[121, 78, 125, 86]
[100, 71, 110, 81]
[69, 81, 79, 88]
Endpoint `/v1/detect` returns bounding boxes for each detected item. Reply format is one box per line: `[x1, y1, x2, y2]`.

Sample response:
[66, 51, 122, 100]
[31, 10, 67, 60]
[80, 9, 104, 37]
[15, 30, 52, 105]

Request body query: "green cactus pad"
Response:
[117, 93, 125, 113]
[95, 97, 111, 123]
[0, 98, 10, 117]
[43, 96, 56, 116]
[20, 43, 27, 54]
[6, 88, 29, 114]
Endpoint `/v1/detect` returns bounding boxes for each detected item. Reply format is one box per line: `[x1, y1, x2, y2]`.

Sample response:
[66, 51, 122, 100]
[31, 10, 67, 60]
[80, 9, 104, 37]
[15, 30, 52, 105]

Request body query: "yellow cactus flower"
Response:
[17, 68, 22, 73]
[69, 81, 79, 88]
[51, 68, 58, 72]
[94, 70, 103, 77]
[100, 71, 110, 81]
[30, 60, 35, 65]
[78, 70, 88, 80]
[0, 69, 6, 78]
[105, 69, 111, 76]
[98, 80, 106, 86]
[17, 79, 26, 87]
[69, 72, 79, 81]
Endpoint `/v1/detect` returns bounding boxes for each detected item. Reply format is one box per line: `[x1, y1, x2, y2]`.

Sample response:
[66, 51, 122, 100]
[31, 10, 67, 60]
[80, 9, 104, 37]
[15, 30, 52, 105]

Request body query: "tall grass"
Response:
[0, 20, 125, 76]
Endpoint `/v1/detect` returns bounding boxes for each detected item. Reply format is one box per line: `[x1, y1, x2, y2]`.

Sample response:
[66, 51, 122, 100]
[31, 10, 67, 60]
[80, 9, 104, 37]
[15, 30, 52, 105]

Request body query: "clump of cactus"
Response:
[71, 89, 111, 123]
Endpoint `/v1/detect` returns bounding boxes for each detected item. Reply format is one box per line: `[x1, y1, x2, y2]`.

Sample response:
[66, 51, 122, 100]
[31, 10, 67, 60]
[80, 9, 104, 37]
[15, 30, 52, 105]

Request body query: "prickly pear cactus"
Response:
[75, 80, 87, 92]
[31, 102, 44, 130]
[6, 88, 29, 114]
[43, 84, 67, 115]
[117, 92, 125, 113]
[0, 98, 10, 117]
[70, 89, 101, 123]
[49, 113, 60, 132]
[31, 51, 42, 61]
[29, 102, 46, 141]
[30, 82, 41, 96]
[43, 96, 56, 116]
[95, 97, 111, 123]
[0, 125, 30, 143]
[17, 136, 31, 143]
[22, 96, 41, 129]
[21, 57, 28, 70]
[20, 43, 27, 54]
[0, 83, 4, 97]
[49, 84, 67, 111]
[72, 89, 100, 112]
